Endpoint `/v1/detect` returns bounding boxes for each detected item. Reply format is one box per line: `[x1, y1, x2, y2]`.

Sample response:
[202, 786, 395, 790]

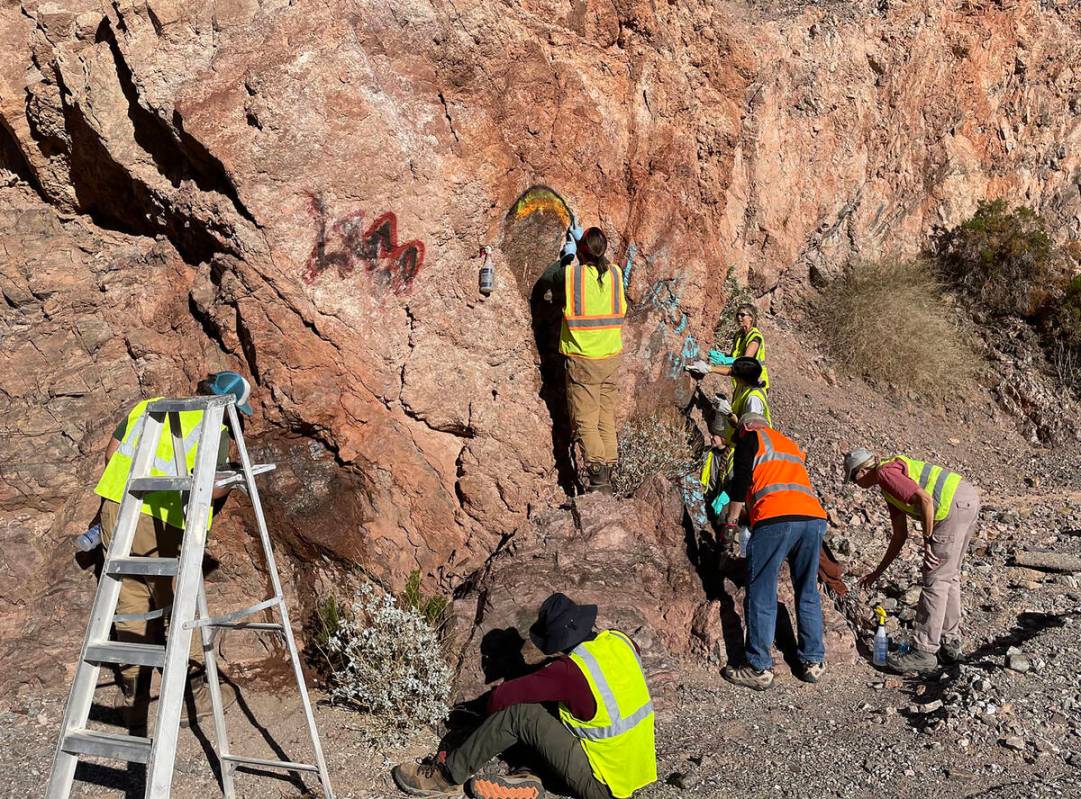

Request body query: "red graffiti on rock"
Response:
[303, 194, 425, 296]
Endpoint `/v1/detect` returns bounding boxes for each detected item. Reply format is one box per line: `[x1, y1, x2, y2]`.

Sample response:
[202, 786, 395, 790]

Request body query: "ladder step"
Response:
[107, 556, 179, 577]
[214, 463, 277, 488]
[85, 641, 166, 669]
[62, 729, 152, 764]
[220, 753, 319, 773]
[148, 396, 233, 413]
[206, 621, 283, 632]
[128, 476, 192, 493]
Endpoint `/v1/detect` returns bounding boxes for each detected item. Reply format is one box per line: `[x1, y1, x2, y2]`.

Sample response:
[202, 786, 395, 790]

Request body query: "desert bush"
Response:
[1047, 275, 1081, 390]
[937, 199, 1066, 318]
[817, 258, 976, 399]
[712, 266, 758, 347]
[399, 569, 449, 630]
[614, 407, 701, 497]
[313, 583, 451, 734]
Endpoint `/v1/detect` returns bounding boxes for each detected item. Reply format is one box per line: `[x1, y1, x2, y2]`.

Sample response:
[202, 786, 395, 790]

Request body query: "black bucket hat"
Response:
[730, 356, 763, 387]
[529, 593, 598, 655]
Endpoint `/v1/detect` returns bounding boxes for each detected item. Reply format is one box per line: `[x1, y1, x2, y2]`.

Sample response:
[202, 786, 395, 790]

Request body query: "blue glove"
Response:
[708, 349, 735, 366]
[568, 224, 584, 242]
[560, 224, 585, 263]
[710, 490, 730, 516]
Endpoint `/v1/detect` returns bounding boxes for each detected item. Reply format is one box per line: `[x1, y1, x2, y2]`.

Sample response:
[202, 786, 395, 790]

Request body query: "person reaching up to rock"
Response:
[720, 412, 828, 690]
[844, 448, 981, 675]
[392, 592, 657, 799]
[692, 303, 770, 391]
[539, 224, 626, 494]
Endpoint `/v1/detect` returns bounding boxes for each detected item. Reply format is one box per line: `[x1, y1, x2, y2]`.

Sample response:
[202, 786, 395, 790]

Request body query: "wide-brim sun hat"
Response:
[206, 371, 253, 416]
[843, 448, 876, 482]
[529, 592, 598, 655]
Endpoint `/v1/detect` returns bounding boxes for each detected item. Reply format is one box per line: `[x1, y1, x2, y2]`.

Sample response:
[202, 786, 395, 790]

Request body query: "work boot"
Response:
[722, 664, 774, 691]
[939, 639, 965, 664]
[392, 755, 461, 797]
[468, 770, 545, 799]
[798, 661, 826, 684]
[584, 462, 610, 493]
[886, 649, 938, 675]
[180, 671, 238, 728]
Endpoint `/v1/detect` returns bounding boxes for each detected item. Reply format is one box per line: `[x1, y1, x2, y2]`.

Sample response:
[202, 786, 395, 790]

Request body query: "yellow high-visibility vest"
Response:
[560, 262, 625, 359]
[95, 398, 225, 529]
[879, 455, 963, 522]
[732, 326, 769, 389]
[559, 630, 656, 798]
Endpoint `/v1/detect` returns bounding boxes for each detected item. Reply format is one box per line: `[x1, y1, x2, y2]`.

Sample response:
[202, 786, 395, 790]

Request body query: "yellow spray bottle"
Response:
[873, 605, 888, 666]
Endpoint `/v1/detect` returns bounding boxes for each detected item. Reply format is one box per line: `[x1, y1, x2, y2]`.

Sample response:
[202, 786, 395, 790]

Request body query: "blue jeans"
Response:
[744, 518, 826, 671]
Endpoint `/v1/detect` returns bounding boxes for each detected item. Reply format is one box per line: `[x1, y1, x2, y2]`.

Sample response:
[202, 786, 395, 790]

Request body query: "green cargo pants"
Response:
[445, 703, 613, 799]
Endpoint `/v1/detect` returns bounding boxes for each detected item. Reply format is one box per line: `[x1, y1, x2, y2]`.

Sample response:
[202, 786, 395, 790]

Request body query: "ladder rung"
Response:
[128, 476, 192, 493]
[107, 557, 179, 577]
[62, 729, 152, 764]
[186, 596, 282, 630]
[148, 396, 233, 413]
[85, 641, 166, 669]
[221, 753, 319, 773]
[206, 622, 284, 632]
[214, 463, 277, 488]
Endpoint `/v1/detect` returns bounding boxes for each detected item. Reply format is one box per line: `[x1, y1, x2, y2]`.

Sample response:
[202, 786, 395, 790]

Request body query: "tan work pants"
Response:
[100, 499, 202, 682]
[565, 354, 621, 466]
[914, 481, 981, 654]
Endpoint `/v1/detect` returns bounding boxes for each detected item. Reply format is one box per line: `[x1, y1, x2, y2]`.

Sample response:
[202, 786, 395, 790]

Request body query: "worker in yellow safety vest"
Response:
[844, 448, 982, 675]
[699, 303, 769, 390]
[393, 593, 656, 799]
[94, 371, 252, 721]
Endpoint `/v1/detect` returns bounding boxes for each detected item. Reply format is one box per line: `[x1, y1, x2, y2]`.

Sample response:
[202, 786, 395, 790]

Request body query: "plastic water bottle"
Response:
[873, 606, 888, 666]
[75, 523, 102, 552]
[478, 246, 494, 296]
[738, 526, 751, 558]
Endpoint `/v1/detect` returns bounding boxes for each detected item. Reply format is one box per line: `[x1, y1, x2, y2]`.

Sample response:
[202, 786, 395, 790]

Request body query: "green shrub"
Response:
[614, 407, 701, 497]
[817, 258, 976, 399]
[1047, 275, 1081, 390]
[399, 569, 449, 630]
[712, 266, 757, 348]
[937, 200, 1066, 318]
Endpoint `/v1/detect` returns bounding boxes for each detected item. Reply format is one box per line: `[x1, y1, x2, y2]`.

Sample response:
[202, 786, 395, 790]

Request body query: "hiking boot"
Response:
[722, 664, 774, 691]
[886, 649, 938, 675]
[392, 755, 461, 797]
[798, 661, 826, 684]
[468, 770, 545, 799]
[939, 639, 965, 664]
[584, 462, 611, 493]
[180, 674, 238, 728]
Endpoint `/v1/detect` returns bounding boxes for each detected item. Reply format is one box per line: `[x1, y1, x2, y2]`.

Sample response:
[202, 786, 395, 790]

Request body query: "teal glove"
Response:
[710, 490, 730, 516]
[708, 349, 735, 366]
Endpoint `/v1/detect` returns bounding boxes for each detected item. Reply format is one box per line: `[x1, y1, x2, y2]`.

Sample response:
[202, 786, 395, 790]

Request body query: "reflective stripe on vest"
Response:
[115, 412, 203, 476]
[746, 427, 826, 527]
[880, 455, 963, 522]
[566, 633, 653, 741]
[560, 263, 625, 358]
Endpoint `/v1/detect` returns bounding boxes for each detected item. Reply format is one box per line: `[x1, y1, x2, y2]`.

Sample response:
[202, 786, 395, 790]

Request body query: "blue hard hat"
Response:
[206, 371, 253, 416]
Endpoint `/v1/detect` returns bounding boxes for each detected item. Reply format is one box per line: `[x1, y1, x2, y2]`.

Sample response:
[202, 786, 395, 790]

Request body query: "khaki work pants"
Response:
[100, 499, 201, 682]
[565, 354, 621, 466]
[914, 481, 981, 654]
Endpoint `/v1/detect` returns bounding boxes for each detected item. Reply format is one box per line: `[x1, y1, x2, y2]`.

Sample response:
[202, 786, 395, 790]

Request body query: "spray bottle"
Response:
[873, 605, 889, 666]
[479, 245, 494, 296]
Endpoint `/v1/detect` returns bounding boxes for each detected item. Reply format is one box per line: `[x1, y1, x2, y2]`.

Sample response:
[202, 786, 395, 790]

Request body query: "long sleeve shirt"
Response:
[487, 656, 596, 720]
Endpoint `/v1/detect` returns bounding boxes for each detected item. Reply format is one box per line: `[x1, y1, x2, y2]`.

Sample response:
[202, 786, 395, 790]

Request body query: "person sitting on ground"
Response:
[539, 225, 626, 494]
[843, 448, 982, 674]
[95, 371, 251, 722]
[720, 412, 828, 690]
[707, 303, 770, 390]
[392, 593, 656, 799]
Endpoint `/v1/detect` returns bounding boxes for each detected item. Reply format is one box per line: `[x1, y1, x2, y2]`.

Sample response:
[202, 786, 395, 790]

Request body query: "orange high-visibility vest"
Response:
[560, 262, 625, 359]
[745, 427, 826, 527]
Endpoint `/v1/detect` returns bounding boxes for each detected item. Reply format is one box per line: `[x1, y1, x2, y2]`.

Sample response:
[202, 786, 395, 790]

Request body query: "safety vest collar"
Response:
[567, 632, 653, 742]
[752, 427, 805, 469]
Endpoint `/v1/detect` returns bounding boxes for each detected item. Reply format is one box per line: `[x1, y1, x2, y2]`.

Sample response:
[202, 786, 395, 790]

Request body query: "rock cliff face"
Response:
[2, 0, 1080, 694]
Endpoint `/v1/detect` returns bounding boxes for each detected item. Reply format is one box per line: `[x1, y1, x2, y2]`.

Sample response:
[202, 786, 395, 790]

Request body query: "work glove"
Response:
[685, 360, 710, 378]
[559, 224, 584, 264]
[708, 349, 735, 367]
[709, 490, 730, 517]
[712, 396, 733, 416]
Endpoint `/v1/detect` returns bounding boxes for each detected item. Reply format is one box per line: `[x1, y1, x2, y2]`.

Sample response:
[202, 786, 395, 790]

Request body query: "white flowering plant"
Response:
[315, 583, 452, 733]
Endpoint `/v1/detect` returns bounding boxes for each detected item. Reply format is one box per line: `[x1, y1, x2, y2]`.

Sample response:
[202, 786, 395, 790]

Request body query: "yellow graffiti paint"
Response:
[510, 186, 571, 228]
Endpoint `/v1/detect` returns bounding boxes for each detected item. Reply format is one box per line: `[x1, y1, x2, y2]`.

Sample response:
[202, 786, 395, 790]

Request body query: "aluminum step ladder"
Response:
[46, 395, 334, 798]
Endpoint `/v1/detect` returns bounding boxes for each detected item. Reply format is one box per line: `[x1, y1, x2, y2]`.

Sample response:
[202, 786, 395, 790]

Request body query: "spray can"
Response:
[873, 606, 889, 666]
[75, 522, 102, 552]
[479, 246, 494, 296]
[738, 526, 751, 558]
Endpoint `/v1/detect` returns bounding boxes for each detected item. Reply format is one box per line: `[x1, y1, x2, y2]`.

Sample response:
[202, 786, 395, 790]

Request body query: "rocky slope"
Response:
[2, 0, 1081, 697]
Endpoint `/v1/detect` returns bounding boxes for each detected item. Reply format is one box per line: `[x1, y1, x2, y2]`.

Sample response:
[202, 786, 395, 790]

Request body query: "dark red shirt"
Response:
[487, 656, 597, 721]
[878, 459, 919, 505]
